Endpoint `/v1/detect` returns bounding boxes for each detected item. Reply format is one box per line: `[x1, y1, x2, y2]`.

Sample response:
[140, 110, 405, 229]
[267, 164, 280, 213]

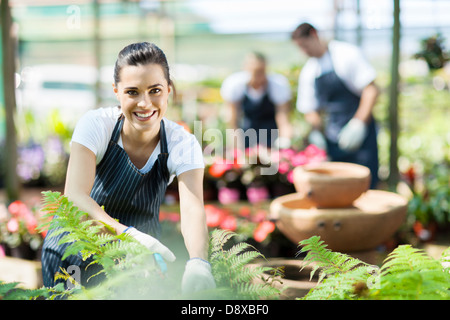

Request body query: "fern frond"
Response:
[298, 236, 368, 283]
[209, 228, 282, 300]
[0, 281, 50, 300]
[381, 245, 442, 276]
[370, 245, 450, 300]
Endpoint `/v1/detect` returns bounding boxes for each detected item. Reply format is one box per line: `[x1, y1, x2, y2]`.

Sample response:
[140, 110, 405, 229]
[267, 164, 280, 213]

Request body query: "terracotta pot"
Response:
[293, 162, 371, 208]
[270, 190, 408, 252]
[247, 258, 318, 300]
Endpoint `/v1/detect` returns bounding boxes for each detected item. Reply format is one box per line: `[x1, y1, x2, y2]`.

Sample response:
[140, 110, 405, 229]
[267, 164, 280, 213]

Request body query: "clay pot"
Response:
[293, 162, 371, 208]
[269, 190, 408, 252]
[247, 258, 318, 300]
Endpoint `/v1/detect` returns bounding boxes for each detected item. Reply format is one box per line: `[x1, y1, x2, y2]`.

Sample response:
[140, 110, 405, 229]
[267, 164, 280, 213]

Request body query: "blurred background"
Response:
[0, 0, 449, 289]
[1, 0, 448, 187]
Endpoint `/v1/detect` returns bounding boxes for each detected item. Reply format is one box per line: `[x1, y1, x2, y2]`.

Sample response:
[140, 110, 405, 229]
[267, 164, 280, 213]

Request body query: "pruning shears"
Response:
[153, 253, 167, 276]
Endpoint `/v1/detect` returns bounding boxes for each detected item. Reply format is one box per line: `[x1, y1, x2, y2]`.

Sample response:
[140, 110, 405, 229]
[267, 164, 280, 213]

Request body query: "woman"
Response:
[41, 42, 215, 294]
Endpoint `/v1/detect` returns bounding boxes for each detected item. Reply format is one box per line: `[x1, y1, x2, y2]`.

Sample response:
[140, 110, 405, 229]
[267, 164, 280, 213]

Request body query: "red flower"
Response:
[253, 221, 275, 243]
[219, 215, 237, 232]
[8, 200, 29, 218]
[251, 209, 267, 223]
[159, 211, 180, 223]
[205, 204, 226, 227]
[238, 206, 251, 218]
[208, 161, 233, 178]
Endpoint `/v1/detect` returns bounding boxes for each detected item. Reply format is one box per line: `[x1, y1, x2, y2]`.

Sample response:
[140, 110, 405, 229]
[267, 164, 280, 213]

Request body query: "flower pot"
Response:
[247, 258, 318, 300]
[293, 162, 371, 208]
[3, 243, 37, 260]
[270, 190, 408, 252]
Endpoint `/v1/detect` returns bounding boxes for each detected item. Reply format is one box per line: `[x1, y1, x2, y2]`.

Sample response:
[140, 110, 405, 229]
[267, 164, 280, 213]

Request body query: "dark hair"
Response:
[246, 51, 266, 64]
[114, 42, 173, 90]
[291, 23, 317, 40]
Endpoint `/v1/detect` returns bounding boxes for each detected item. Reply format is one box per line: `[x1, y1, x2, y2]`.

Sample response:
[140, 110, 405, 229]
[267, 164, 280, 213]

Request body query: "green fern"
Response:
[38, 191, 156, 283]
[0, 281, 51, 300]
[298, 236, 375, 300]
[298, 236, 450, 300]
[34, 191, 284, 300]
[371, 245, 450, 300]
[209, 229, 283, 300]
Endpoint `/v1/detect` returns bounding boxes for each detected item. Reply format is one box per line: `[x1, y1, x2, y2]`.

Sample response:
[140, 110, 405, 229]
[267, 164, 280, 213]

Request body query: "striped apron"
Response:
[41, 115, 170, 288]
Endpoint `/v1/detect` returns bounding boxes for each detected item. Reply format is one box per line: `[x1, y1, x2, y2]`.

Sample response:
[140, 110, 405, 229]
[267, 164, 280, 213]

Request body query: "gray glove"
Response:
[181, 258, 216, 294]
[124, 227, 176, 262]
[308, 129, 327, 151]
[338, 118, 367, 151]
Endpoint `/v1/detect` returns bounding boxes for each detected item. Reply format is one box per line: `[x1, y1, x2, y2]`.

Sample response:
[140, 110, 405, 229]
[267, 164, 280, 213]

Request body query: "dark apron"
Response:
[315, 68, 379, 188]
[41, 115, 170, 288]
[241, 90, 278, 148]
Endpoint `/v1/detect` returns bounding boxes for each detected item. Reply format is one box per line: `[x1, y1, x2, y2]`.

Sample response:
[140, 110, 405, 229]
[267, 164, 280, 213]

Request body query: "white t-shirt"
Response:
[220, 71, 291, 105]
[296, 40, 377, 113]
[71, 106, 204, 183]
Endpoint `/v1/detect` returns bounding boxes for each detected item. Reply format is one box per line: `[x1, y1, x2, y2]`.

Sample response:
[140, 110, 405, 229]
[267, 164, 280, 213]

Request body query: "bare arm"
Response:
[177, 168, 209, 260]
[64, 142, 127, 235]
[353, 81, 379, 123]
[226, 101, 240, 130]
[275, 101, 293, 139]
[304, 110, 323, 130]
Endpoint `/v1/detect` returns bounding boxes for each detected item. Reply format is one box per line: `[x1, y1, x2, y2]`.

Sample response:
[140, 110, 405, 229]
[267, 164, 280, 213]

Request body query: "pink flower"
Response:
[303, 144, 327, 163]
[218, 187, 240, 205]
[253, 221, 275, 243]
[278, 161, 290, 174]
[287, 170, 295, 183]
[6, 218, 20, 233]
[246, 186, 269, 204]
[291, 152, 308, 166]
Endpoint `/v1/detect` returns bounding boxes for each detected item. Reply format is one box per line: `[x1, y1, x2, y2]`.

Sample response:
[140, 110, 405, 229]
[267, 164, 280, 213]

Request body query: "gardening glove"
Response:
[338, 118, 367, 152]
[274, 136, 291, 149]
[308, 129, 327, 151]
[181, 258, 216, 294]
[124, 227, 176, 262]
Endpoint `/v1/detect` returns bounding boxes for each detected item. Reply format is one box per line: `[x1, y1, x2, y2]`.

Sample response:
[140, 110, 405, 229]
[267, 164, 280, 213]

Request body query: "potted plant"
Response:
[0, 200, 46, 260]
[405, 163, 450, 242]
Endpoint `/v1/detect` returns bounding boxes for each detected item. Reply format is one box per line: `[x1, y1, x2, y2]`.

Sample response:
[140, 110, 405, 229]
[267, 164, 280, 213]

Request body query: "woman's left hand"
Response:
[181, 258, 216, 294]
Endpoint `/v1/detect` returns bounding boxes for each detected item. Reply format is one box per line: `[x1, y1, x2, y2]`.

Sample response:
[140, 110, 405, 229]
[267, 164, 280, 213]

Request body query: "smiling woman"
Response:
[40, 42, 215, 295]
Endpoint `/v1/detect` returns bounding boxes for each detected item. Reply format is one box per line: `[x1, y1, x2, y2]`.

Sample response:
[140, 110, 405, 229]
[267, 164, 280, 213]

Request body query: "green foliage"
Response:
[373, 245, 450, 300]
[407, 163, 450, 226]
[1, 191, 283, 300]
[298, 236, 377, 300]
[0, 281, 50, 300]
[414, 33, 449, 70]
[209, 229, 283, 300]
[298, 236, 450, 300]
